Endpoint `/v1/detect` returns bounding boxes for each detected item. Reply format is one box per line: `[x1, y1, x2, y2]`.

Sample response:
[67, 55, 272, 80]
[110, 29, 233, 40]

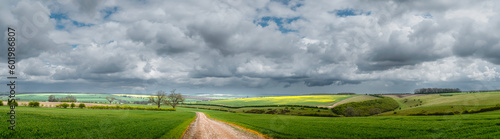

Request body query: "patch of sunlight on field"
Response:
[112, 94, 151, 97]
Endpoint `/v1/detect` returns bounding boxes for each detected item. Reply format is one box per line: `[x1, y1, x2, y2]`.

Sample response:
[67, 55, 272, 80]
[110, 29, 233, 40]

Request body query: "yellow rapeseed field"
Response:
[199, 95, 353, 106]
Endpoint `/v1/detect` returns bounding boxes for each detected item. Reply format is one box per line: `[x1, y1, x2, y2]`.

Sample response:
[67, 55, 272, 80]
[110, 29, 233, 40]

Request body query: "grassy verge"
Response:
[0, 106, 195, 138]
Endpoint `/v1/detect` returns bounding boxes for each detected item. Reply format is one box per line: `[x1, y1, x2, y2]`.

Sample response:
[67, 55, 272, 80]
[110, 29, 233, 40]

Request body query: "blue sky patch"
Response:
[255, 16, 300, 33]
[271, 0, 291, 5]
[102, 6, 118, 19]
[71, 44, 78, 48]
[49, 13, 69, 20]
[50, 13, 94, 30]
[422, 13, 433, 19]
[331, 9, 371, 17]
[271, 0, 303, 11]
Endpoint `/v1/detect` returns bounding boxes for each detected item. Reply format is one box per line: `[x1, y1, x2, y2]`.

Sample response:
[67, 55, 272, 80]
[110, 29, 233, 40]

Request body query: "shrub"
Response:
[60, 103, 69, 108]
[28, 101, 40, 107]
[7, 100, 18, 106]
[85, 105, 175, 111]
[298, 113, 340, 117]
[245, 109, 266, 114]
[332, 97, 399, 117]
[70, 103, 76, 108]
[0, 100, 3, 106]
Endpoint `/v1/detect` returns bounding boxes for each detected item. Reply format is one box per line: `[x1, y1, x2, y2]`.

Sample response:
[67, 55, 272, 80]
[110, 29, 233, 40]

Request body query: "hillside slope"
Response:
[381, 92, 500, 116]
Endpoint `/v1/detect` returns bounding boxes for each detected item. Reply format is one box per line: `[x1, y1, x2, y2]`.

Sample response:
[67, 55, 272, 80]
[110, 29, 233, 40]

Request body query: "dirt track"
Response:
[183, 112, 263, 139]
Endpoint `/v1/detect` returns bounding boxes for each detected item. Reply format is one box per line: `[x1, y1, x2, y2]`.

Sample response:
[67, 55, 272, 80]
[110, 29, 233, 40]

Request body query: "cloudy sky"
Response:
[2, 0, 500, 95]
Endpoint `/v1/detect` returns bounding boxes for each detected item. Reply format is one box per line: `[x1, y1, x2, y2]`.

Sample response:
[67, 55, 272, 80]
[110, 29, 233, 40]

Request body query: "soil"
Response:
[182, 112, 264, 139]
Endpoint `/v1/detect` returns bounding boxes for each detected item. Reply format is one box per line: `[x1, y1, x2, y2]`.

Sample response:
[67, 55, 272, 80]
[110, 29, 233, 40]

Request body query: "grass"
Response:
[0, 106, 195, 138]
[381, 92, 500, 116]
[197, 95, 353, 107]
[182, 107, 500, 138]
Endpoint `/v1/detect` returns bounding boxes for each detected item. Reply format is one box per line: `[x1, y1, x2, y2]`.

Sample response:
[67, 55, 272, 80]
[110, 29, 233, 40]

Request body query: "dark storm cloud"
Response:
[304, 79, 361, 87]
[451, 19, 500, 65]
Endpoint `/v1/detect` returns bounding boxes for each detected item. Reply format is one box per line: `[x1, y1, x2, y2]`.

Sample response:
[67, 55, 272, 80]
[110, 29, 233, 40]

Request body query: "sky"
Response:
[1, 0, 500, 95]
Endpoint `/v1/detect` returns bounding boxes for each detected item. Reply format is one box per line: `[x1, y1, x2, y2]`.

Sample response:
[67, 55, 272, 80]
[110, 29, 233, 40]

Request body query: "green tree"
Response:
[70, 103, 76, 108]
[0, 100, 3, 106]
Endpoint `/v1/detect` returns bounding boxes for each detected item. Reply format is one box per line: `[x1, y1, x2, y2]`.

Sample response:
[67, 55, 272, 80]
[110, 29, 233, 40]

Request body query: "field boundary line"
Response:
[204, 112, 272, 139]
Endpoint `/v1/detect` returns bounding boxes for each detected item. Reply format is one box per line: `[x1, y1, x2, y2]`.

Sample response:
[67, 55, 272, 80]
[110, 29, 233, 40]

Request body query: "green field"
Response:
[0, 107, 195, 138]
[2, 106, 499, 138]
[197, 95, 354, 107]
[381, 92, 500, 116]
[331, 95, 380, 106]
[183, 107, 500, 138]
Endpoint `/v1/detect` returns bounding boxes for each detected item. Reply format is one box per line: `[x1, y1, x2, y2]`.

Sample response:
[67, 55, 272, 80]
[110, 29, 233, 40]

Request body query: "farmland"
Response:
[329, 95, 380, 107]
[184, 107, 500, 138]
[381, 92, 500, 116]
[0, 106, 195, 138]
[196, 95, 354, 107]
[1, 92, 500, 138]
[0, 93, 201, 103]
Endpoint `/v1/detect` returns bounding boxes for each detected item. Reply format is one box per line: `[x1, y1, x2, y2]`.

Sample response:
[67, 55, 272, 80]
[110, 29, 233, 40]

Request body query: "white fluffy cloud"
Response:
[2, 0, 500, 94]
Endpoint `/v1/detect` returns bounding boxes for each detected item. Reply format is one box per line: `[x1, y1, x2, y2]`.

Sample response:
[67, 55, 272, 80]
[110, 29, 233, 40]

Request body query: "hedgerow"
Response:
[86, 105, 175, 111]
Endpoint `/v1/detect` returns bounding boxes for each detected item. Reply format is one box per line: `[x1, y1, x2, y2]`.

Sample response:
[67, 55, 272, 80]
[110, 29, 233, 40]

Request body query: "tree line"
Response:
[48, 95, 77, 102]
[414, 88, 460, 94]
[149, 89, 185, 108]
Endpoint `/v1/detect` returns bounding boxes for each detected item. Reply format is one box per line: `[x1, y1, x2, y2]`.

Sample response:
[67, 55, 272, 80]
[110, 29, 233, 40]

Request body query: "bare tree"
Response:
[106, 96, 116, 104]
[165, 89, 185, 108]
[149, 90, 167, 108]
[48, 95, 56, 102]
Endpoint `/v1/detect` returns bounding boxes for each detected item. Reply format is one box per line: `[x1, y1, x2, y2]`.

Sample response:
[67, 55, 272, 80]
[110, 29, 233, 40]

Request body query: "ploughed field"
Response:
[0, 107, 195, 138]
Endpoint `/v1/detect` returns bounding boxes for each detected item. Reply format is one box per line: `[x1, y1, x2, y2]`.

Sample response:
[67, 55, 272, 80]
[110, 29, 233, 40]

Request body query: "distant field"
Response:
[197, 95, 354, 107]
[0, 107, 195, 138]
[0, 93, 201, 103]
[329, 95, 380, 107]
[381, 92, 500, 116]
[184, 107, 500, 138]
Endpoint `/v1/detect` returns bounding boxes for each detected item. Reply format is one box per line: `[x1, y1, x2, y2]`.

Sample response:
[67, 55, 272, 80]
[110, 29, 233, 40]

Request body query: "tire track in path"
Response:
[182, 112, 264, 139]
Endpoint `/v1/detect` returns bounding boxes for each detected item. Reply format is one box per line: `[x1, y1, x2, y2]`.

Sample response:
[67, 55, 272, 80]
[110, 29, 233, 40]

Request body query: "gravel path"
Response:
[183, 112, 264, 139]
